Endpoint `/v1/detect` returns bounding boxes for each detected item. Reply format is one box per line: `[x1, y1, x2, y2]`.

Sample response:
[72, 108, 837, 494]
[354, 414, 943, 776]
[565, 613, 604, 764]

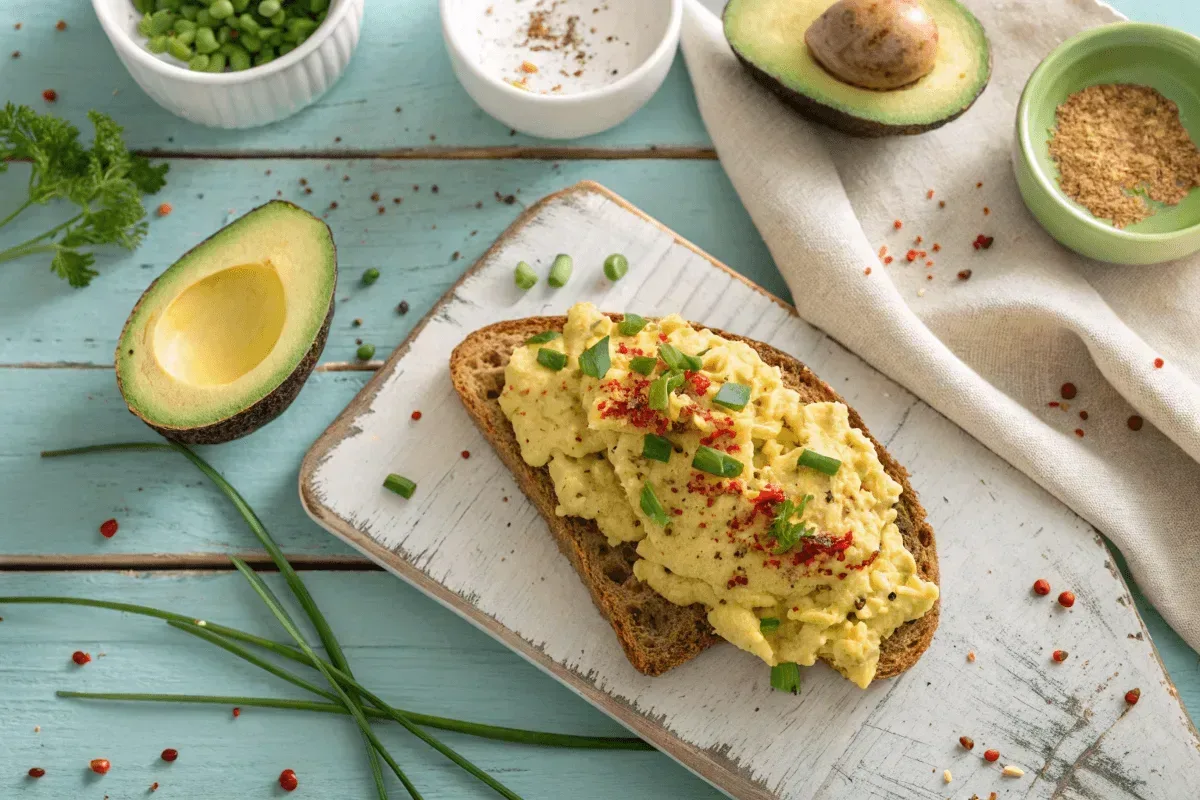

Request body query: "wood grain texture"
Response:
[302, 182, 1200, 799]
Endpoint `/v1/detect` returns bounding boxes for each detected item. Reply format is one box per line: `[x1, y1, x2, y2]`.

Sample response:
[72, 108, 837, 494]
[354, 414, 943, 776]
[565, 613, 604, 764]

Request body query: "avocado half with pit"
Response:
[723, 0, 991, 136]
[116, 201, 336, 444]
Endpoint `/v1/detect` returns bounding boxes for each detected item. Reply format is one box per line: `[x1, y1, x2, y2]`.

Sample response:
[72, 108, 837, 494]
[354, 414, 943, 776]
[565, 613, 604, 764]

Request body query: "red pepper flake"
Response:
[55, 20, 67, 31]
[893, 219, 903, 230]
[938, 200, 946, 208]
[914, 235, 923, 245]
[1052, 649, 1069, 662]
[1033, 578, 1051, 595]
[984, 749, 1000, 762]
[370, 191, 380, 201]
[1153, 357, 1164, 369]
[279, 769, 299, 792]
[378, 205, 386, 214]
[878, 245, 888, 258]
[411, 410, 422, 421]
[42, 89, 57, 103]
[932, 243, 941, 252]
[99, 518, 119, 538]
[1048, 401, 1060, 408]
[959, 736, 974, 750]
[726, 573, 749, 589]
[90, 758, 111, 775]
[1074, 428, 1085, 437]
[905, 249, 917, 262]
[685, 371, 711, 396]
[161, 749, 178, 762]
[1078, 410, 1088, 420]
[11, 51, 19, 58]
[393, 197, 402, 204]
[1125, 688, 1141, 705]
[461, 450, 471, 459]
[232, 707, 241, 718]
[884, 256, 893, 264]
[28, 768, 45, 778]
[983, 207, 990, 215]
[925, 274, 933, 281]
[863, 266, 872, 275]
[1127, 415, 1144, 431]
[658, 333, 668, 342]
[71, 650, 91, 665]
[972, 234, 994, 250]
[151, 782, 159, 792]
[957, 269, 972, 281]
[925, 260, 934, 267]
[1058, 590, 1076, 608]
[1060, 382, 1077, 400]
[926, 189, 935, 199]
[976, 181, 983, 189]
[157, 202, 172, 217]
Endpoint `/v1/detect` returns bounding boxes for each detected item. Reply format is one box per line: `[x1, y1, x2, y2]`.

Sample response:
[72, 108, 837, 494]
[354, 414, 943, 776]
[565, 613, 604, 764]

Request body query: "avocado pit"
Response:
[805, 0, 939, 90]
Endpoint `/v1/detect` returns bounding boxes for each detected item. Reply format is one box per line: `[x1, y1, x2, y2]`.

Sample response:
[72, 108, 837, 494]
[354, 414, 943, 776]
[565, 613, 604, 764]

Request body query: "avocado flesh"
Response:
[116, 200, 336, 444]
[724, 0, 991, 136]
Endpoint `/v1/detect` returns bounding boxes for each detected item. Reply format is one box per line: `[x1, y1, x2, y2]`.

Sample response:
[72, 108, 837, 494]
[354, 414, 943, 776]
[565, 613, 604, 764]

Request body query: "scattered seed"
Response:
[893, 219, 903, 230]
[303, 187, 312, 195]
[99, 518, 118, 538]
[943, 769, 952, 783]
[329, 201, 338, 209]
[984, 749, 999, 762]
[28, 768, 45, 778]
[932, 243, 941, 252]
[1079, 410, 1088, 420]
[1061, 382, 1077, 399]
[461, 450, 471, 459]
[370, 192, 380, 201]
[11, 50, 20, 58]
[1154, 357, 1164, 368]
[976, 182, 984, 188]
[151, 782, 159, 792]
[411, 411, 422, 421]
[1052, 649, 1069, 662]
[938, 200, 946, 208]
[55, 20, 67, 31]
[72, 650, 91, 665]
[1002, 765, 1024, 778]
[926, 189, 934, 199]
[378, 205, 386, 214]
[959, 736, 975, 750]
[1125, 688, 1141, 705]
[1074, 428, 1085, 437]
[1127, 415, 1144, 431]
[232, 707, 241, 718]
[397, 301, 409, 315]
[984, 207, 990, 215]
[393, 197, 402, 204]
[161, 749, 178, 762]
[90, 759, 111, 775]
[958, 269, 972, 281]
[1058, 591, 1076, 608]
[1033, 578, 1051, 595]
[432, 185, 439, 193]
[863, 266, 872, 275]
[352, 318, 362, 327]
[42, 89, 57, 103]
[279, 769, 299, 792]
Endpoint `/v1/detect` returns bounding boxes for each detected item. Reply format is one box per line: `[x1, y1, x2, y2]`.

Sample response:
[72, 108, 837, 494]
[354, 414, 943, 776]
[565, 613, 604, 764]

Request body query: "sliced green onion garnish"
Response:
[798, 449, 842, 476]
[514, 261, 537, 290]
[618, 313, 647, 336]
[648, 371, 683, 411]
[536, 348, 567, 371]
[759, 617, 780, 635]
[525, 330, 561, 345]
[547, 253, 573, 287]
[712, 382, 751, 411]
[692, 445, 743, 478]
[603, 253, 628, 281]
[579, 336, 610, 379]
[770, 662, 801, 694]
[659, 344, 702, 372]
[382, 473, 416, 499]
[640, 482, 670, 528]
[642, 434, 672, 463]
[629, 356, 657, 375]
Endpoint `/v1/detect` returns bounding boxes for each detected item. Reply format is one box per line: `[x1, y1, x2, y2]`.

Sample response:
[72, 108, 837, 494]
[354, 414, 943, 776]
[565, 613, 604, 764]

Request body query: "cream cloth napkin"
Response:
[681, 0, 1200, 652]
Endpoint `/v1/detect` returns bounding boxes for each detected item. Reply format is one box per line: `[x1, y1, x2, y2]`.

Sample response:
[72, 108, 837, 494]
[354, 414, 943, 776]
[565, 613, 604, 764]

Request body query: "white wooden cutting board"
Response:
[300, 181, 1200, 800]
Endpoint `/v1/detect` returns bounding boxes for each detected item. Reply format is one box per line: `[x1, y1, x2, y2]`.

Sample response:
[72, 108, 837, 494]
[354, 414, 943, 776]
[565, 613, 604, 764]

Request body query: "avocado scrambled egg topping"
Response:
[499, 303, 938, 687]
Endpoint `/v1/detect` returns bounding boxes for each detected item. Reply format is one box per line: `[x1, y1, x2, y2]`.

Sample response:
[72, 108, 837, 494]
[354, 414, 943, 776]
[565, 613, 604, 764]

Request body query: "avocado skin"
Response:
[723, 3, 992, 137]
[115, 200, 336, 445]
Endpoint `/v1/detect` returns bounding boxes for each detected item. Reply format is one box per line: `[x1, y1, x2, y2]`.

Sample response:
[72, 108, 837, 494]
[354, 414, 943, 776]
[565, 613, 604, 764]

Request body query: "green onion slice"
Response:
[798, 449, 842, 476]
[579, 336, 611, 379]
[525, 330, 561, 345]
[629, 356, 657, 376]
[618, 313, 647, 336]
[692, 445, 744, 478]
[712, 382, 751, 411]
[759, 617, 780, 635]
[648, 371, 683, 411]
[547, 254, 573, 288]
[770, 662, 801, 695]
[536, 348, 567, 371]
[603, 253, 629, 282]
[640, 483, 670, 528]
[382, 473, 416, 499]
[514, 261, 537, 290]
[642, 434, 672, 463]
[659, 344, 702, 372]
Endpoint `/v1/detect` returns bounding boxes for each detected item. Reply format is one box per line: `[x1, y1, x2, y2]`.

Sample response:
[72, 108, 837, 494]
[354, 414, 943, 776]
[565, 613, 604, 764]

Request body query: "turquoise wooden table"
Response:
[1, 1, 1197, 797]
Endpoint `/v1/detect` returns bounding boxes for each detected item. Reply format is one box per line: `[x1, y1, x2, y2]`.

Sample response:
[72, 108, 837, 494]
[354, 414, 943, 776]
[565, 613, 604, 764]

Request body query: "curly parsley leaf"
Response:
[769, 494, 815, 555]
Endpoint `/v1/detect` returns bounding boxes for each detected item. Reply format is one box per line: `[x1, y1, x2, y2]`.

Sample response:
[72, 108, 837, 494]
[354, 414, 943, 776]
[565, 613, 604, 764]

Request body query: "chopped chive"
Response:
[578, 336, 610, 379]
[640, 483, 669, 528]
[648, 371, 682, 411]
[603, 253, 628, 281]
[642, 434, 672, 463]
[770, 662, 801, 694]
[629, 356, 657, 375]
[712, 383, 751, 411]
[658, 344, 702, 372]
[547, 254, 572, 287]
[759, 617, 780, 635]
[361, 267, 380, 286]
[617, 313, 647, 336]
[536, 348, 567, 371]
[382, 474, 416, 499]
[525, 330, 560, 345]
[692, 445, 743, 478]
[798, 449, 842, 476]
[514, 261, 537, 290]
[356, 343, 376, 361]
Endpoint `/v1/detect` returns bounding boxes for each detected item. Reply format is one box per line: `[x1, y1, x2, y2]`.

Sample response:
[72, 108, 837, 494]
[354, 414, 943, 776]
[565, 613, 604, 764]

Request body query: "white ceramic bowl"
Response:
[92, 0, 364, 129]
[440, 0, 683, 139]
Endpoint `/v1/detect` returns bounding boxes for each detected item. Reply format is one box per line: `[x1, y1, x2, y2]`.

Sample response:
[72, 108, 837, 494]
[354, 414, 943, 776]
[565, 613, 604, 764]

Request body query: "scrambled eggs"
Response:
[499, 303, 939, 688]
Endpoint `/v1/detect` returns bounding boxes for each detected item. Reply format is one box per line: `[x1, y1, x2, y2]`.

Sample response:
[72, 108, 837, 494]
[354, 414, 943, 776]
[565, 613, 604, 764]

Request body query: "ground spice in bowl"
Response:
[1048, 83, 1200, 228]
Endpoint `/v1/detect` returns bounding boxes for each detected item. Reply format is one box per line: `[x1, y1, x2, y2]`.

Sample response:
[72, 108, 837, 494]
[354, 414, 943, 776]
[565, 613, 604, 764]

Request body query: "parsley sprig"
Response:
[0, 104, 167, 287]
[769, 494, 815, 554]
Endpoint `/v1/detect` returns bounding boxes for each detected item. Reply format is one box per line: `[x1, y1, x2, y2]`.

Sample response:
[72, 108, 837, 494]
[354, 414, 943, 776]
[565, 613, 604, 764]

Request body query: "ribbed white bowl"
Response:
[92, 0, 363, 129]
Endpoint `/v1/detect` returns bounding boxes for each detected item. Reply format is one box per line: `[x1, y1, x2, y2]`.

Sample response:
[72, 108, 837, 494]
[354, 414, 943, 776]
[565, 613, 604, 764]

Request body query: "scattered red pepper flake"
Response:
[1074, 428, 1085, 437]
[925, 274, 933, 281]
[914, 235, 923, 245]
[926, 189, 935, 199]
[55, 20, 67, 31]
[957, 269, 972, 281]
[12, 50, 20, 58]
[161, 749, 178, 762]
[1033, 578, 1051, 595]
[893, 219, 903, 230]
[1153, 357, 1164, 369]
[1079, 410, 1088, 420]
[1125, 688, 1141, 705]
[151, 782, 159, 792]
[232, 707, 241, 718]
[1048, 401, 1060, 408]
[1060, 382, 1077, 399]
[28, 768, 45, 778]
[976, 181, 983, 188]
[411, 410, 422, 421]
[925, 259, 933, 267]
[279, 769, 299, 792]
[938, 200, 946, 208]
[1052, 649, 1069, 662]
[90, 759, 111, 775]
[156, 202, 172, 217]
[878, 245, 888, 258]
[972, 234, 994, 250]
[71, 650, 91, 665]
[42, 89, 57, 103]
[984, 749, 1000, 762]
[884, 256, 893, 264]
[932, 243, 941, 252]
[1127, 415, 1144, 431]
[959, 736, 975, 750]
[1058, 590, 1076, 607]
[906, 249, 917, 262]
[378, 205, 386, 214]
[863, 266, 872, 275]
[461, 450, 471, 459]
[983, 206, 990, 215]
[99, 518, 118, 538]
[967, 650, 976, 663]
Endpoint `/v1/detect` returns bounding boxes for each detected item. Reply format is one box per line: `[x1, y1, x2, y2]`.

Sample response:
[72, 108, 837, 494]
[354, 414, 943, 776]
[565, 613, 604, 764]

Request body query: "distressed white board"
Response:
[301, 182, 1200, 800]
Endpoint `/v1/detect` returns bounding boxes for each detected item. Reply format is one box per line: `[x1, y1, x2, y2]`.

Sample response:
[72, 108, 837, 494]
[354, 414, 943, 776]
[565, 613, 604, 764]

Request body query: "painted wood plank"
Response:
[0, 570, 720, 799]
[0, 158, 778, 366]
[303, 183, 1200, 799]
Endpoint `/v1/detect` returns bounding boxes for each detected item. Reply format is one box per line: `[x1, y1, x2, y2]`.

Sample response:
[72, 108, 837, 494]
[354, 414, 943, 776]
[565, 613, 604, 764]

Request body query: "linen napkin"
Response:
[681, 0, 1200, 652]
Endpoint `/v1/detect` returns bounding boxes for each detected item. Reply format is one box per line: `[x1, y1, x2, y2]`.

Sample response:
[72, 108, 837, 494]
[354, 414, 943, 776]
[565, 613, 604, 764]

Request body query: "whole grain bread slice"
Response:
[449, 315, 939, 680]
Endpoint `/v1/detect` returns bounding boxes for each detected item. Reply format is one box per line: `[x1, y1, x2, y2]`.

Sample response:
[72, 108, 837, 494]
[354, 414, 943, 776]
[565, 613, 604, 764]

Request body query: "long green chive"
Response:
[578, 336, 610, 379]
[514, 261, 537, 290]
[798, 449, 841, 476]
[642, 434, 672, 463]
[712, 383, 751, 411]
[536, 348, 567, 371]
[770, 663, 801, 694]
[525, 330, 560, 345]
[692, 445, 743, 478]
[648, 371, 682, 411]
[759, 618, 780, 635]
[603, 253, 628, 281]
[640, 482, 670, 528]
[383, 473, 417, 499]
[617, 313, 647, 336]
[658, 344, 701, 373]
[628, 355, 657, 375]
[547, 253, 572, 287]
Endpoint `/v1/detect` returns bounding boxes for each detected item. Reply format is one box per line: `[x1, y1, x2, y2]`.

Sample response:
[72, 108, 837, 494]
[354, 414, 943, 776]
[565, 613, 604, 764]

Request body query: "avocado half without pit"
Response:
[724, 0, 991, 136]
[116, 201, 337, 444]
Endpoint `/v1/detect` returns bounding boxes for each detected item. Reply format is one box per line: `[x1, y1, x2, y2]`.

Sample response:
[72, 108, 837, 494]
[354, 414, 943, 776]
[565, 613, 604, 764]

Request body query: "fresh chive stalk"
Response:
[712, 382, 751, 411]
[798, 449, 841, 476]
[640, 482, 670, 528]
[383, 473, 417, 499]
[642, 434, 672, 463]
[759, 618, 780, 635]
[770, 663, 801, 694]
[692, 446, 743, 478]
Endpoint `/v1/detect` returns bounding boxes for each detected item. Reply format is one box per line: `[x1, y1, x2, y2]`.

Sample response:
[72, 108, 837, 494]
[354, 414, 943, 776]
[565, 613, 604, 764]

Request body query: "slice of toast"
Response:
[449, 315, 940, 679]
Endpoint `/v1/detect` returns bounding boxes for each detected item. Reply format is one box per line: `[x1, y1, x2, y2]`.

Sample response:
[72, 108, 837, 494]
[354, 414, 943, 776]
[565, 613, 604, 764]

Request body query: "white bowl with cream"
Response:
[440, 0, 683, 139]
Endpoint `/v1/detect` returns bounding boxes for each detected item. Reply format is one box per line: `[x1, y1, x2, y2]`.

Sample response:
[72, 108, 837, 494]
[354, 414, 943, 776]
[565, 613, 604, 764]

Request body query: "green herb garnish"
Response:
[536, 348, 567, 371]
[514, 261, 537, 289]
[629, 356, 657, 375]
[362, 267, 380, 286]
[712, 383, 751, 411]
[692, 445, 744, 478]
[603, 253, 628, 281]
[759, 617, 780, 635]
[382, 473, 416, 499]
[356, 343, 376, 361]
[0, 104, 168, 287]
[770, 662, 801, 695]
[642, 434, 672, 463]
[525, 330, 560, 345]
[547, 253, 572, 287]
[648, 370, 683, 411]
[659, 343, 702, 372]
[798, 449, 841, 476]
[578, 335, 610, 379]
[640, 482, 670, 527]
[768, 495, 814, 554]
[617, 313, 647, 336]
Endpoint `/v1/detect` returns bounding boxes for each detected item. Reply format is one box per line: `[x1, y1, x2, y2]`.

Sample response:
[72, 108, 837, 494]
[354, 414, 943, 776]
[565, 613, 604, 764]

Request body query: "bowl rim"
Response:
[1016, 21, 1200, 243]
[90, 0, 357, 84]
[438, 0, 683, 105]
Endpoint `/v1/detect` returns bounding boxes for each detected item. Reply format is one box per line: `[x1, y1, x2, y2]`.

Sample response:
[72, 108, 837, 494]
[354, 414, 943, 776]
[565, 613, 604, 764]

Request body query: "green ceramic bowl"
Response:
[1014, 23, 1200, 264]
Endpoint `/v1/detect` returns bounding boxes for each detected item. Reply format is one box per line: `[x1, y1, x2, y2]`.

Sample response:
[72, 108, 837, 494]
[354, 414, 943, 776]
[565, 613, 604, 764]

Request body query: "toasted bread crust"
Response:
[450, 315, 939, 680]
